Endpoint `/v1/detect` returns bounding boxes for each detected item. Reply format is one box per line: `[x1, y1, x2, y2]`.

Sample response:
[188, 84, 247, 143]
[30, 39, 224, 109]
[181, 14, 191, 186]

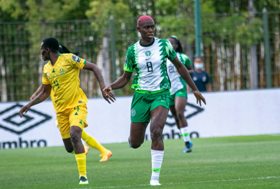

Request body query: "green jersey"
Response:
[166, 52, 192, 95]
[124, 37, 177, 92]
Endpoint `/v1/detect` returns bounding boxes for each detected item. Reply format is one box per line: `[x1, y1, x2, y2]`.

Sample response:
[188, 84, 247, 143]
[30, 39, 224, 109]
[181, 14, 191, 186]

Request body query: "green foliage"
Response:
[236, 18, 263, 45]
[0, 0, 279, 99]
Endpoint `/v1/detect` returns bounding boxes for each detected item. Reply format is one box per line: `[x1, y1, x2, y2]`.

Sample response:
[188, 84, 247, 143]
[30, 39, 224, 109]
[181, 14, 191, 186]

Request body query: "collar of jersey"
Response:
[139, 37, 155, 47]
[50, 54, 61, 67]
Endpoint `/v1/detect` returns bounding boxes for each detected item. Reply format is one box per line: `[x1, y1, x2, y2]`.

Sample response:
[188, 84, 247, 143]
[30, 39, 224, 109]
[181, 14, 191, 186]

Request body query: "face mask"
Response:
[194, 63, 204, 69]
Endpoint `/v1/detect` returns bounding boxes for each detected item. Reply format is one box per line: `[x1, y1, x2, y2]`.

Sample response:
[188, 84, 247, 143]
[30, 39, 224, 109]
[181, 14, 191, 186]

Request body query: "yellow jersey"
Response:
[42, 53, 88, 112]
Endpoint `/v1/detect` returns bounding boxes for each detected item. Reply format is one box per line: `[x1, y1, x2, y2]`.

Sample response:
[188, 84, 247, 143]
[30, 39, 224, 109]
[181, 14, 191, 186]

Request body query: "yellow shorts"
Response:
[56, 105, 88, 139]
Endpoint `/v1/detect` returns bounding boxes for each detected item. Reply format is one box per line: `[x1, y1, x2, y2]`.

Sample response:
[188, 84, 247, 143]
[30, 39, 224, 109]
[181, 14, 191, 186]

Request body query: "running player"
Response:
[166, 36, 193, 153]
[19, 37, 115, 185]
[103, 16, 206, 186]
[31, 45, 113, 162]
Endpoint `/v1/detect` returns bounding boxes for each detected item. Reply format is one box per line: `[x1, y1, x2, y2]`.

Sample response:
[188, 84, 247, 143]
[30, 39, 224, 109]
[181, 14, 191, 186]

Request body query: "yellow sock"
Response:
[82, 131, 107, 154]
[75, 153, 87, 178]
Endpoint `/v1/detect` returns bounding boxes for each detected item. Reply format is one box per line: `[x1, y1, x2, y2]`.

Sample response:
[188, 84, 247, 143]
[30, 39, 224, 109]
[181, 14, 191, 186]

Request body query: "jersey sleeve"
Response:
[69, 53, 87, 69]
[42, 66, 50, 85]
[123, 46, 135, 72]
[166, 40, 177, 61]
[181, 54, 192, 67]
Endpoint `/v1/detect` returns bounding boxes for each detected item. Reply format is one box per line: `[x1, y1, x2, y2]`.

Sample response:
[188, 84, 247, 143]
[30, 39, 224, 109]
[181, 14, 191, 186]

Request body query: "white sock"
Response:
[151, 150, 164, 178]
[180, 126, 190, 142]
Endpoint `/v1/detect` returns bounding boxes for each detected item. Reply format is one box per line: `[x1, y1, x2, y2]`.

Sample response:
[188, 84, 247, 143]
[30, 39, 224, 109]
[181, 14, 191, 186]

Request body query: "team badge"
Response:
[145, 51, 151, 56]
[59, 68, 64, 74]
[72, 55, 81, 63]
[131, 109, 136, 117]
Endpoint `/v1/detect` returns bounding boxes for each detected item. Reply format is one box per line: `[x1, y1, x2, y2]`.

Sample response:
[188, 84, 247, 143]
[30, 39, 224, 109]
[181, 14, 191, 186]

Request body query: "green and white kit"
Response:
[124, 37, 177, 91]
[166, 52, 192, 95]
[124, 37, 177, 122]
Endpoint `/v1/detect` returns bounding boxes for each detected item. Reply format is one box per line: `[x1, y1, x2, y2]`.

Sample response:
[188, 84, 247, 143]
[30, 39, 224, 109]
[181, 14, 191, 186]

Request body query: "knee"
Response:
[128, 138, 143, 149]
[65, 146, 74, 153]
[70, 131, 80, 144]
[176, 111, 185, 120]
[130, 143, 142, 149]
[150, 127, 162, 141]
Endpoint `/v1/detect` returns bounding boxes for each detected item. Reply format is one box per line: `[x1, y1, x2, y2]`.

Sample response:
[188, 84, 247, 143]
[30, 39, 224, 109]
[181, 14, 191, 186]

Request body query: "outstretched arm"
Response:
[172, 57, 206, 106]
[19, 84, 51, 117]
[110, 71, 132, 90]
[103, 71, 132, 93]
[83, 62, 115, 103]
[30, 85, 43, 101]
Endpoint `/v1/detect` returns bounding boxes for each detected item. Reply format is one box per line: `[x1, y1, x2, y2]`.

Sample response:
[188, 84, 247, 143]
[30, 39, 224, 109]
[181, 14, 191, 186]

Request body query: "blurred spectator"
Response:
[191, 57, 212, 92]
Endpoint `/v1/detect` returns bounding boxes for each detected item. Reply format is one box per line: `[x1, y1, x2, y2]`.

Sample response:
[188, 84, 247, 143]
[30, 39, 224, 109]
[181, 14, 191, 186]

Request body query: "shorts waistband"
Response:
[135, 89, 168, 94]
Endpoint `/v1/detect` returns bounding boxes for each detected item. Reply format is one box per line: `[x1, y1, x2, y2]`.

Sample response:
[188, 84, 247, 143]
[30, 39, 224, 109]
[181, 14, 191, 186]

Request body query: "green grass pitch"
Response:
[0, 135, 280, 189]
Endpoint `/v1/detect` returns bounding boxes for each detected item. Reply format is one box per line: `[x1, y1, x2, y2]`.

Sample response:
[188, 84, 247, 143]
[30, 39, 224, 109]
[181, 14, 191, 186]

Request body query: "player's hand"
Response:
[30, 93, 37, 101]
[193, 90, 206, 106]
[102, 86, 116, 104]
[19, 104, 31, 118]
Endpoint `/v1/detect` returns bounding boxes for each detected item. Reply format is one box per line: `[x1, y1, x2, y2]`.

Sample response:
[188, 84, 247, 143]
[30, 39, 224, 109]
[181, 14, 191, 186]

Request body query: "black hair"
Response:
[168, 36, 183, 53]
[42, 37, 59, 52]
[59, 44, 70, 53]
[58, 44, 80, 55]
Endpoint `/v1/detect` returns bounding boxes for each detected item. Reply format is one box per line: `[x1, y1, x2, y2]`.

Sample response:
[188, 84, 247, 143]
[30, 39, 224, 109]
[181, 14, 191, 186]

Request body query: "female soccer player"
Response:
[103, 15, 206, 186]
[166, 36, 193, 153]
[30, 45, 113, 163]
[19, 37, 115, 185]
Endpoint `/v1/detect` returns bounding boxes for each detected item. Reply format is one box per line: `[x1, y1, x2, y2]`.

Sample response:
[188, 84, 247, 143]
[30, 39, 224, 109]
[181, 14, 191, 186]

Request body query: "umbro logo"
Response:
[0, 104, 52, 135]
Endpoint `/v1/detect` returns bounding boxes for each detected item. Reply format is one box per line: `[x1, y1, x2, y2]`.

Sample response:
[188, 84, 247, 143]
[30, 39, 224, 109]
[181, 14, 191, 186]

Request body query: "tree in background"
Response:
[0, 0, 279, 101]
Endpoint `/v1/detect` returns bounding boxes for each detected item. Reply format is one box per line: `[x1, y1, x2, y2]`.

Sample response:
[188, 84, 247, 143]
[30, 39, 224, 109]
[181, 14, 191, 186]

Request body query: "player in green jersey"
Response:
[103, 15, 206, 186]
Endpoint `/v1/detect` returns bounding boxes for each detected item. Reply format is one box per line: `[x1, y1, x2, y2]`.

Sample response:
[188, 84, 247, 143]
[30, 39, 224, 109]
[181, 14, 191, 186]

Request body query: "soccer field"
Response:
[0, 135, 279, 189]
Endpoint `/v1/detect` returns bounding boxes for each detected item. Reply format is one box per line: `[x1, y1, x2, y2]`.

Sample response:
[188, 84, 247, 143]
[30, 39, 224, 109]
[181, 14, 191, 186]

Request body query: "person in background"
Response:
[191, 57, 212, 92]
[166, 36, 193, 153]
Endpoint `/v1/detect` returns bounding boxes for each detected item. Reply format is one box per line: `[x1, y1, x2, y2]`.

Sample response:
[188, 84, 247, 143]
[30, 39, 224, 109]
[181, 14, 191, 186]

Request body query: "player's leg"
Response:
[169, 94, 180, 129]
[81, 131, 112, 162]
[62, 138, 74, 153]
[69, 105, 89, 185]
[70, 126, 88, 184]
[128, 122, 148, 148]
[169, 105, 180, 130]
[57, 118, 89, 155]
[175, 92, 192, 153]
[149, 105, 169, 186]
[129, 92, 150, 148]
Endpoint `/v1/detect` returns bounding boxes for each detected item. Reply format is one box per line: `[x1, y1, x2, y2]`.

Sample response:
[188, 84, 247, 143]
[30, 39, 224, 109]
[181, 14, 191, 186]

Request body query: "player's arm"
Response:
[103, 71, 132, 94]
[172, 57, 206, 106]
[30, 85, 43, 101]
[19, 84, 51, 117]
[187, 65, 194, 76]
[83, 62, 115, 103]
[183, 55, 194, 75]
[110, 71, 132, 90]
[104, 46, 134, 93]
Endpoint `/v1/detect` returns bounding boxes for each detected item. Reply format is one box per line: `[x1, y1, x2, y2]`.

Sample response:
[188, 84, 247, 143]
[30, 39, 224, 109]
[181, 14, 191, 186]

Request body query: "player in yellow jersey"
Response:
[30, 45, 113, 162]
[19, 37, 115, 185]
